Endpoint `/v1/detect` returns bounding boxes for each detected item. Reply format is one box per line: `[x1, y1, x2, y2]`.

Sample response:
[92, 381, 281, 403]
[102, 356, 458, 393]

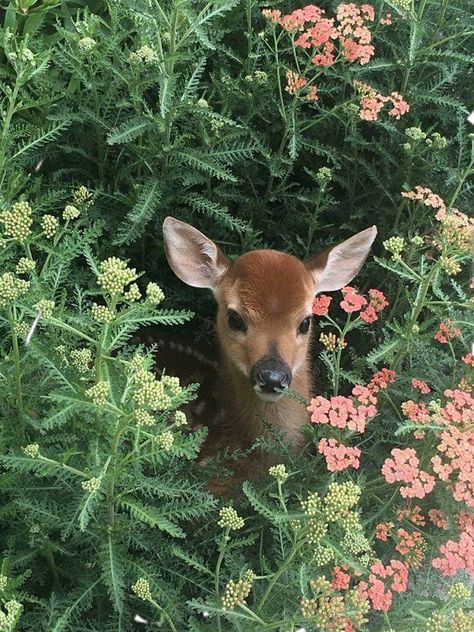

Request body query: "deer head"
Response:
[163, 217, 377, 403]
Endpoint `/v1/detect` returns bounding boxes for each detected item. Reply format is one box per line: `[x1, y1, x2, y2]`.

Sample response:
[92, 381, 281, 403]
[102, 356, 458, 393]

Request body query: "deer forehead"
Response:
[217, 250, 315, 320]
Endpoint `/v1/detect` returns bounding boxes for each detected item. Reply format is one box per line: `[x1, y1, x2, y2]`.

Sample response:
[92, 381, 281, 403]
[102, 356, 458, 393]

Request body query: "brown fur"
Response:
[161, 217, 377, 494]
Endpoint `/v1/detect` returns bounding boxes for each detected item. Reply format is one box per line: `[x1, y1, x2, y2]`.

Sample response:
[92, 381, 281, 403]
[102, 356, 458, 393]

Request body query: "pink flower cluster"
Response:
[312, 294, 332, 315]
[318, 437, 361, 471]
[432, 523, 474, 578]
[353, 81, 410, 121]
[428, 508, 448, 530]
[401, 400, 430, 423]
[285, 69, 307, 94]
[263, 3, 376, 66]
[401, 186, 446, 217]
[340, 286, 388, 322]
[332, 564, 351, 590]
[439, 389, 474, 426]
[434, 320, 461, 344]
[381, 448, 435, 499]
[358, 560, 408, 612]
[431, 425, 474, 507]
[367, 368, 396, 394]
[308, 384, 377, 432]
[463, 353, 474, 367]
[411, 378, 430, 394]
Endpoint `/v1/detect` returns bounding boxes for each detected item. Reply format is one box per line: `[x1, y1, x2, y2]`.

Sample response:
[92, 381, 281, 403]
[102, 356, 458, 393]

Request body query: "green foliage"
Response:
[0, 0, 473, 630]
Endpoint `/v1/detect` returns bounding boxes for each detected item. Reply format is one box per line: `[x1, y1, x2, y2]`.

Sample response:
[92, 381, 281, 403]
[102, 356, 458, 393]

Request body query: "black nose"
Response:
[258, 369, 290, 392]
[250, 356, 292, 393]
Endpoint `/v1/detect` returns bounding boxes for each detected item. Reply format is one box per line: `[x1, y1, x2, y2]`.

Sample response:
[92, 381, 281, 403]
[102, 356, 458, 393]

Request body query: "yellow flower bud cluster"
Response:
[451, 609, 474, 632]
[70, 348, 93, 374]
[0, 600, 22, 630]
[78, 37, 97, 53]
[449, 583, 471, 601]
[34, 299, 55, 319]
[124, 283, 141, 302]
[342, 529, 372, 567]
[221, 570, 255, 610]
[15, 322, 30, 339]
[307, 518, 328, 545]
[97, 257, 137, 296]
[155, 431, 174, 451]
[135, 409, 155, 427]
[129, 45, 158, 66]
[323, 482, 361, 523]
[23, 443, 40, 458]
[41, 214, 59, 238]
[85, 381, 109, 406]
[383, 236, 406, 261]
[438, 209, 474, 252]
[0, 575, 7, 590]
[218, 506, 244, 531]
[268, 463, 288, 482]
[131, 577, 152, 601]
[81, 477, 101, 493]
[174, 410, 187, 426]
[313, 543, 334, 566]
[16, 257, 35, 275]
[301, 491, 322, 516]
[0, 273, 29, 308]
[0, 201, 32, 242]
[73, 186, 93, 208]
[146, 282, 165, 305]
[134, 377, 172, 411]
[439, 255, 461, 276]
[63, 205, 80, 220]
[91, 303, 114, 323]
[161, 375, 182, 397]
[319, 332, 346, 351]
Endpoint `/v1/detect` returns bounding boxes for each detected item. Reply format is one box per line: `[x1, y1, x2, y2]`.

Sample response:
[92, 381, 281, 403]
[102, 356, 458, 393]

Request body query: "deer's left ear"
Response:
[304, 226, 377, 293]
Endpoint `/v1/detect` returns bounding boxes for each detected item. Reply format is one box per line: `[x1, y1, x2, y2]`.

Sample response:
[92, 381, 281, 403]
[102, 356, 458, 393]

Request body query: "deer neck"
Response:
[217, 351, 311, 447]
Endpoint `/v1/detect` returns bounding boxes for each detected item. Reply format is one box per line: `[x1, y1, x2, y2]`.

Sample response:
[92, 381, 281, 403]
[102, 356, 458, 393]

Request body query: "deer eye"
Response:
[227, 310, 247, 333]
[297, 316, 311, 335]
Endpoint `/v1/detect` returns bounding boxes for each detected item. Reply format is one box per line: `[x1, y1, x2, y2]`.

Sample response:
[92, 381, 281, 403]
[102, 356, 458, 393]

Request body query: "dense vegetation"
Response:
[0, 0, 473, 630]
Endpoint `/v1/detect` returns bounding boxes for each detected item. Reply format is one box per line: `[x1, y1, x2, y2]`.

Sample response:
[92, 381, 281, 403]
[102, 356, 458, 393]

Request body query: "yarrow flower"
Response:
[73, 186, 93, 208]
[23, 443, 40, 458]
[218, 506, 244, 531]
[285, 69, 307, 94]
[357, 560, 408, 612]
[383, 235, 406, 260]
[312, 294, 332, 315]
[319, 332, 346, 351]
[41, 214, 59, 238]
[145, 282, 165, 305]
[78, 37, 97, 53]
[308, 384, 377, 433]
[395, 528, 426, 568]
[97, 257, 137, 296]
[81, 477, 101, 493]
[222, 570, 255, 610]
[0, 200, 33, 242]
[34, 299, 55, 319]
[63, 205, 80, 220]
[268, 463, 289, 482]
[128, 45, 158, 66]
[428, 508, 449, 530]
[155, 430, 174, 451]
[431, 425, 474, 507]
[382, 448, 435, 498]
[432, 525, 474, 578]
[411, 378, 431, 394]
[132, 577, 152, 601]
[85, 381, 109, 406]
[16, 257, 35, 275]
[0, 273, 29, 308]
[375, 522, 394, 541]
[434, 320, 461, 344]
[367, 368, 396, 394]
[318, 438, 361, 471]
[340, 286, 367, 313]
[353, 81, 409, 121]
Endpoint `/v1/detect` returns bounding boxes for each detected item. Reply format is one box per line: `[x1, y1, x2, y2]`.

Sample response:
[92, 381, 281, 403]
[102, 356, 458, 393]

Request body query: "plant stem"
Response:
[258, 545, 298, 609]
[8, 306, 24, 441]
[215, 527, 230, 632]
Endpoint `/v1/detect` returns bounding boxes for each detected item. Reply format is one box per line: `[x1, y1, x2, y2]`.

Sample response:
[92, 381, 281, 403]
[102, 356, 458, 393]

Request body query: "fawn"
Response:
[162, 217, 377, 491]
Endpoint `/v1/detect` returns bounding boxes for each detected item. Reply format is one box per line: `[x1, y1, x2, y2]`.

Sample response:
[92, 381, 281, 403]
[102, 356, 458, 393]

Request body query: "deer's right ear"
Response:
[163, 217, 230, 289]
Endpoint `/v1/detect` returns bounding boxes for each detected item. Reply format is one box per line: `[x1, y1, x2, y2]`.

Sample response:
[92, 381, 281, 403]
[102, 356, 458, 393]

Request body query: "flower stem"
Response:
[8, 306, 24, 442]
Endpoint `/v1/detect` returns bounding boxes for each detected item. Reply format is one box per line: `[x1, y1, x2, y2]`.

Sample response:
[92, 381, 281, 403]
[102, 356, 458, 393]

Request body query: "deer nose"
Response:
[258, 369, 290, 392]
[250, 357, 292, 394]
